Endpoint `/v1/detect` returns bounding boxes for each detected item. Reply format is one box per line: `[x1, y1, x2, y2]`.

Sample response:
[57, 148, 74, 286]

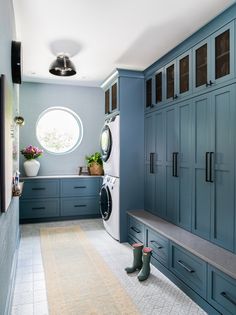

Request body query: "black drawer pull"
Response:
[74, 186, 86, 189]
[221, 292, 236, 306]
[150, 240, 163, 249]
[32, 207, 45, 210]
[32, 187, 45, 191]
[177, 260, 195, 273]
[74, 205, 86, 208]
[130, 226, 141, 234]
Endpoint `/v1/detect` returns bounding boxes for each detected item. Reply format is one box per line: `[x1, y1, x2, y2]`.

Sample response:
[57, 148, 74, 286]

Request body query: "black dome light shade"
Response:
[49, 55, 76, 76]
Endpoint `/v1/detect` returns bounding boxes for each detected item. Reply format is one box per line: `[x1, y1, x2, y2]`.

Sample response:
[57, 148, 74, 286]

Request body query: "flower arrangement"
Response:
[21, 145, 43, 160]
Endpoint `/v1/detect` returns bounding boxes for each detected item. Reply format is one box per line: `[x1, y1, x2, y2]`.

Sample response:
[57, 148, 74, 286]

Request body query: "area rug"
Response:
[40, 226, 139, 315]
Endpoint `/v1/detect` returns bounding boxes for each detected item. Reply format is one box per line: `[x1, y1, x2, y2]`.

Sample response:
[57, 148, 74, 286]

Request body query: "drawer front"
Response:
[148, 229, 169, 267]
[61, 178, 100, 197]
[128, 217, 145, 243]
[20, 199, 59, 219]
[170, 243, 207, 298]
[208, 266, 236, 315]
[60, 197, 100, 216]
[22, 180, 59, 199]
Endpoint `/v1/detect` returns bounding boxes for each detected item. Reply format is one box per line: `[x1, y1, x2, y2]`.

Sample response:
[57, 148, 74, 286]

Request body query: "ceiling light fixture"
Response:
[49, 54, 76, 76]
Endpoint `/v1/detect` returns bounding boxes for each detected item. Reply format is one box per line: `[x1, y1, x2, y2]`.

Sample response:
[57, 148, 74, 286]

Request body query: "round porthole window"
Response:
[36, 107, 83, 154]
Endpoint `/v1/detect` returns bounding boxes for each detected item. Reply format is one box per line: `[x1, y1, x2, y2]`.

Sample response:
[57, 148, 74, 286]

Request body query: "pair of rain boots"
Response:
[125, 243, 152, 281]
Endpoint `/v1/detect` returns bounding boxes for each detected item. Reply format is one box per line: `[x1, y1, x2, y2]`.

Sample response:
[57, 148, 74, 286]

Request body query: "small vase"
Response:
[89, 163, 104, 176]
[24, 159, 40, 177]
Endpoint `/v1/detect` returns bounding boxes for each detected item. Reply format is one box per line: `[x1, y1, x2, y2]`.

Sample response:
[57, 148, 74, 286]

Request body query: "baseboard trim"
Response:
[4, 229, 20, 315]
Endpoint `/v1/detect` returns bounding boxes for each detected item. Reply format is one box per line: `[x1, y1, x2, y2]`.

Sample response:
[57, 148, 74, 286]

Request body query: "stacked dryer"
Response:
[99, 115, 120, 241]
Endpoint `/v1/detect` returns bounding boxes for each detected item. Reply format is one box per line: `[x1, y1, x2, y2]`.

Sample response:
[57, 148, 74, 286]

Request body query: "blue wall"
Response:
[0, 0, 19, 314]
[19, 82, 104, 175]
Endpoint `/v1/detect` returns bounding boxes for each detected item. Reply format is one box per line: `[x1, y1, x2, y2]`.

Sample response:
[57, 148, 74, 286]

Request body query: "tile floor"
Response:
[11, 219, 207, 315]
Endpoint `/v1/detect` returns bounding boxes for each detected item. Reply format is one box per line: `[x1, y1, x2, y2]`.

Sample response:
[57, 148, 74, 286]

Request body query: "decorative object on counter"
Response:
[21, 145, 43, 177]
[125, 243, 143, 273]
[78, 166, 89, 175]
[85, 152, 104, 176]
[137, 247, 152, 281]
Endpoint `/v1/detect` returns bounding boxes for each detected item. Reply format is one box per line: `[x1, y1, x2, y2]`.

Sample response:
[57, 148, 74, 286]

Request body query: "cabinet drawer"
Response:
[22, 180, 59, 199]
[208, 266, 236, 315]
[128, 217, 145, 243]
[60, 178, 100, 197]
[61, 197, 100, 216]
[147, 229, 169, 267]
[170, 243, 207, 298]
[20, 199, 59, 219]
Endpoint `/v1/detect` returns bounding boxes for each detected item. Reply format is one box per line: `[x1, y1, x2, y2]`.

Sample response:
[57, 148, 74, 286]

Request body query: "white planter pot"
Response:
[24, 159, 40, 177]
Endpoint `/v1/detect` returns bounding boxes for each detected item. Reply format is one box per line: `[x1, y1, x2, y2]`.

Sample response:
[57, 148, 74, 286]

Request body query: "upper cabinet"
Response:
[104, 80, 119, 115]
[193, 21, 234, 92]
[145, 21, 235, 111]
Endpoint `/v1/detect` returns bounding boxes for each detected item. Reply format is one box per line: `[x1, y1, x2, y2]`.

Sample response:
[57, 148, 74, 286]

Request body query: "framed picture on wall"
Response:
[0, 74, 13, 213]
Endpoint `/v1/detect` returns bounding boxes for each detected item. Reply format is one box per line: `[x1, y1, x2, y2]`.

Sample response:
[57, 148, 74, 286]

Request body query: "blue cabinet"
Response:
[208, 266, 236, 315]
[192, 85, 235, 251]
[147, 228, 169, 267]
[20, 177, 101, 222]
[104, 80, 119, 115]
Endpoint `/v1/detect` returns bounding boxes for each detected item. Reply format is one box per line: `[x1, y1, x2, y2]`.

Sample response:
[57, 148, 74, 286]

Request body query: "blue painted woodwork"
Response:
[128, 216, 145, 244]
[20, 177, 101, 222]
[102, 69, 144, 242]
[170, 242, 207, 298]
[208, 266, 236, 315]
[60, 197, 99, 216]
[22, 179, 60, 199]
[147, 228, 169, 267]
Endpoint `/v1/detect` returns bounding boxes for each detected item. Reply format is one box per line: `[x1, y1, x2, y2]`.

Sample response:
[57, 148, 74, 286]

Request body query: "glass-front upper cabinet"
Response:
[104, 80, 119, 115]
[146, 77, 153, 108]
[177, 50, 192, 98]
[165, 61, 176, 102]
[111, 82, 118, 111]
[193, 21, 234, 92]
[105, 89, 110, 114]
[155, 69, 164, 105]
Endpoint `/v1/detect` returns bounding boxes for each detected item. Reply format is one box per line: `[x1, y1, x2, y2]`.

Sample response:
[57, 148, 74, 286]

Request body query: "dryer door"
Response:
[100, 185, 112, 221]
[100, 125, 112, 162]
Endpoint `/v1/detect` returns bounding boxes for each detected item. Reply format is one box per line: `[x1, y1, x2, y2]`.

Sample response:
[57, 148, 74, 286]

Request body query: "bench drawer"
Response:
[61, 197, 100, 216]
[208, 266, 236, 315]
[128, 217, 145, 244]
[20, 199, 59, 219]
[147, 229, 169, 267]
[22, 180, 60, 199]
[61, 178, 100, 197]
[170, 242, 207, 298]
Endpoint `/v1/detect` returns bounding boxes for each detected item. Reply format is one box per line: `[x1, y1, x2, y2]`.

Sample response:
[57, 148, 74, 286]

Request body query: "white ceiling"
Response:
[13, 0, 234, 87]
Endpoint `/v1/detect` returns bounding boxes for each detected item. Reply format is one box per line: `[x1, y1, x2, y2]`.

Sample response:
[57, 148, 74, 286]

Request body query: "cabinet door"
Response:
[164, 106, 179, 223]
[155, 69, 164, 105]
[211, 21, 234, 85]
[111, 82, 118, 112]
[177, 101, 193, 230]
[177, 50, 192, 98]
[210, 85, 235, 251]
[105, 89, 110, 114]
[154, 111, 165, 217]
[144, 114, 155, 212]
[145, 78, 153, 108]
[193, 38, 210, 93]
[192, 94, 212, 240]
[166, 61, 176, 101]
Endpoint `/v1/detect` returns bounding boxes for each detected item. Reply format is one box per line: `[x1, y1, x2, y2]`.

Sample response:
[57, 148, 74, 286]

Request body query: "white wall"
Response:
[19, 82, 104, 175]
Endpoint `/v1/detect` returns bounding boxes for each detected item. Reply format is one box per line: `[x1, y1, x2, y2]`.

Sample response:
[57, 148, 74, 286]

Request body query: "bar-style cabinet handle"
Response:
[150, 153, 155, 174]
[172, 152, 178, 177]
[150, 240, 163, 249]
[205, 152, 210, 182]
[172, 152, 175, 177]
[209, 152, 214, 183]
[221, 292, 236, 306]
[32, 187, 45, 191]
[177, 260, 195, 273]
[32, 207, 45, 210]
[74, 205, 86, 208]
[131, 226, 141, 234]
[74, 186, 86, 189]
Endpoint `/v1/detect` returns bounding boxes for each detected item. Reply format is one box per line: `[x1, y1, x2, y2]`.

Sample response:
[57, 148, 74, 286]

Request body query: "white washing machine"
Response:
[100, 114, 120, 177]
[100, 175, 120, 241]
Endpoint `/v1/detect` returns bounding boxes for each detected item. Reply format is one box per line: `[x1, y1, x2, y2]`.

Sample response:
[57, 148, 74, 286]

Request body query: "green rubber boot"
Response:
[137, 247, 152, 281]
[125, 243, 143, 273]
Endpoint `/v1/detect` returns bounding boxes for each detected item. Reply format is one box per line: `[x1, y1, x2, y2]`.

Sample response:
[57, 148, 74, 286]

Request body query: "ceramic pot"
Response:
[24, 159, 40, 177]
[89, 163, 104, 176]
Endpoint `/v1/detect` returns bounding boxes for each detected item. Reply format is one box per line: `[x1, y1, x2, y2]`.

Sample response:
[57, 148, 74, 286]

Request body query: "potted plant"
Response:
[21, 145, 43, 176]
[85, 152, 104, 176]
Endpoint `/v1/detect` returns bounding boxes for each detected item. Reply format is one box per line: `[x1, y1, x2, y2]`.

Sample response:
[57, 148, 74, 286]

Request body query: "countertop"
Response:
[20, 175, 103, 180]
[128, 210, 236, 280]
